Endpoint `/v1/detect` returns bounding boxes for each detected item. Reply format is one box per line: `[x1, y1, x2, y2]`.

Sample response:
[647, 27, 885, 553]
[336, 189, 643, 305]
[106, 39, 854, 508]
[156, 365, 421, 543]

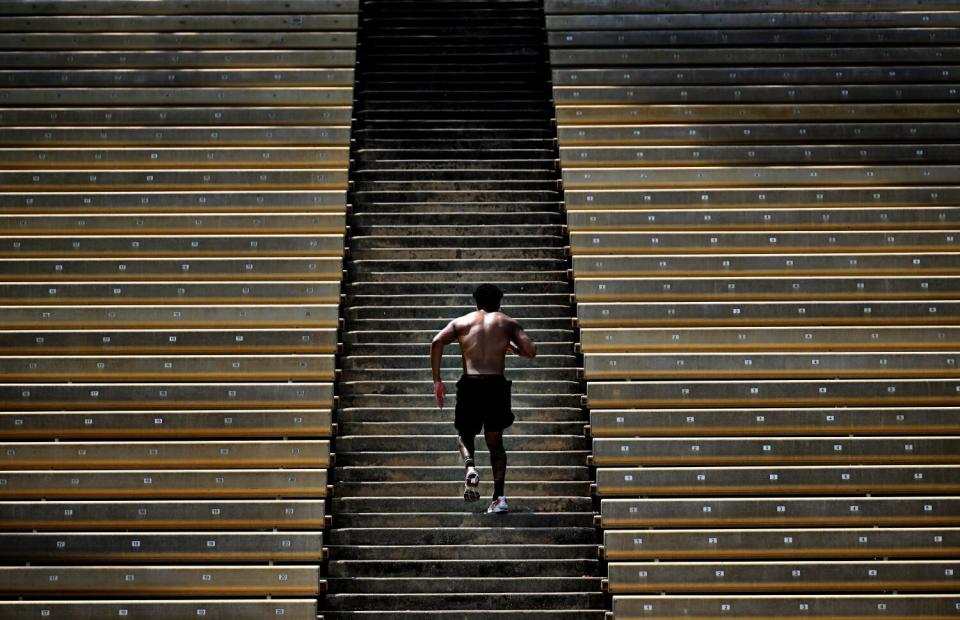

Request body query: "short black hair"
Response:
[473, 283, 503, 312]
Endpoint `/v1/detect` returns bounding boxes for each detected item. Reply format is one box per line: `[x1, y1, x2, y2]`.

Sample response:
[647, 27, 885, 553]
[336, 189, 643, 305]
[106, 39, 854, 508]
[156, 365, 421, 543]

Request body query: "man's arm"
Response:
[430, 320, 458, 408]
[510, 320, 537, 359]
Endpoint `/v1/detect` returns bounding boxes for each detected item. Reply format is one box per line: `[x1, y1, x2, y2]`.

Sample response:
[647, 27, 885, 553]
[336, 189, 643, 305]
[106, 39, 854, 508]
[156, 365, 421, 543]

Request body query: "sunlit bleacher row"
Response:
[0, 0, 357, 617]
[546, 0, 960, 616]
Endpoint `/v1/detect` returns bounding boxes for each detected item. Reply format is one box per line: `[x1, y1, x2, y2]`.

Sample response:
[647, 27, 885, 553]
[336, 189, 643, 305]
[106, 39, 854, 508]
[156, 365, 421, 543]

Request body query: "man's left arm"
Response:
[430, 321, 457, 409]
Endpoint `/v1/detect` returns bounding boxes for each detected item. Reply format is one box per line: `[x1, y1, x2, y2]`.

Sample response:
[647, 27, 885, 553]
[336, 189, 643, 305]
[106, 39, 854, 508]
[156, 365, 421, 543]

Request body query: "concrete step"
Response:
[322, 612, 606, 620]
[347, 280, 570, 294]
[340, 368, 579, 382]
[333, 450, 589, 467]
[348, 247, 566, 259]
[343, 323, 573, 336]
[338, 393, 583, 408]
[323, 592, 605, 610]
[329, 544, 600, 560]
[337, 407, 583, 423]
[331, 496, 593, 514]
[334, 434, 588, 452]
[337, 380, 581, 396]
[345, 304, 573, 319]
[344, 293, 573, 307]
[336, 421, 588, 436]
[327, 576, 602, 593]
[342, 342, 575, 355]
[333, 512, 596, 528]
[352, 190, 560, 203]
[349, 202, 562, 214]
[355, 269, 568, 283]
[350, 213, 563, 227]
[332, 481, 593, 498]
[332, 466, 590, 482]
[329, 527, 597, 546]
[327, 559, 600, 578]
[340, 353, 576, 369]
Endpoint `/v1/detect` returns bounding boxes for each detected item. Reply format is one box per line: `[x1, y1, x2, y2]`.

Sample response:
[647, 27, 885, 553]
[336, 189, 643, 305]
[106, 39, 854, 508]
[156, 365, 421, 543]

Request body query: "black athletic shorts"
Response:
[454, 374, 514, 436]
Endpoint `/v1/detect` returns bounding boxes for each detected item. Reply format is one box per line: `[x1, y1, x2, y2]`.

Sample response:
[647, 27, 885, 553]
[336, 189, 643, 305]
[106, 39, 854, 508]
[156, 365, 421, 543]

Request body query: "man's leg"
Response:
[458, 432, 481, 502]
[484, 430, 507, 499]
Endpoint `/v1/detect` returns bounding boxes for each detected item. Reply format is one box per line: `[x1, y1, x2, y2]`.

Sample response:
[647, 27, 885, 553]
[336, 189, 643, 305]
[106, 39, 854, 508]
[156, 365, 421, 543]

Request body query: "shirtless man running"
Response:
[431, 284, 537, 513]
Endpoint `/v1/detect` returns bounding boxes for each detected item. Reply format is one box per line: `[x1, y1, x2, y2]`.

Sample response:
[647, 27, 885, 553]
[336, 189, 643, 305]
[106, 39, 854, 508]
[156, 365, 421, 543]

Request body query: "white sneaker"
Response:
[486, 496, 509, 513]
[463, 470, 480, 502]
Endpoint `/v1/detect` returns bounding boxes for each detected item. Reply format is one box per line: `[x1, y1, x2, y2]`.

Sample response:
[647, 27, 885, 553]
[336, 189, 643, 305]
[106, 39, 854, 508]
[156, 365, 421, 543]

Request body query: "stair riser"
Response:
[333, 466, 590, 482]
[332, 513, 595, 528]
[334, 436, 587, 452]
[336, 421, 587, 436]
[353, 270, 567, 283]
[343, 342, 574, 355]
[338, 394, 583, 407]
[324, 593, 605, 610]
[326, 576, 602, 593]
[337, 381, 580, 396]
[329, 528, 597, 545]
[333, 450, 589, 466]
[331, 496, 594, 513]
[327, 559, 599, 578]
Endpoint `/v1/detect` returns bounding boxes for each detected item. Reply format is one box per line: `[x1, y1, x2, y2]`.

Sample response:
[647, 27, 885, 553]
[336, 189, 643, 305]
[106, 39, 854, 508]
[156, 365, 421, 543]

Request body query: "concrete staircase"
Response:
[325, 0, 605, 616]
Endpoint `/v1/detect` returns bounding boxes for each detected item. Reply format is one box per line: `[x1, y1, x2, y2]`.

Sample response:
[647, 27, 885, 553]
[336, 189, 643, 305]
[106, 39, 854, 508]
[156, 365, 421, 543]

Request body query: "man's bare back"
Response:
[434, 310, 537, 378]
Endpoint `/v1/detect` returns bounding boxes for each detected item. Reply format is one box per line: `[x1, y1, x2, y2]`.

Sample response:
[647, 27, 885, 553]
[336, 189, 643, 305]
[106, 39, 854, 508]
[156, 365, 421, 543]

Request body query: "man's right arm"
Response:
[510, 320, 537, 359]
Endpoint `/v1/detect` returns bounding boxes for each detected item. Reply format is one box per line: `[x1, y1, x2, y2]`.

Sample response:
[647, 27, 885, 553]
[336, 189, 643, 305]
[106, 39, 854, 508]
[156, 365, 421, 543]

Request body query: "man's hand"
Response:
[434, 380, 446, 410]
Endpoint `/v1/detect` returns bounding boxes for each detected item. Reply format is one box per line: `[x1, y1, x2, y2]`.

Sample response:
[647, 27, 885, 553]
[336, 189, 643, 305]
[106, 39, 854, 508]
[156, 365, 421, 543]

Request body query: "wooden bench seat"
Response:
[563, 186, 960, 210]
[576, 301, 960, 327]
[0, 191, 348, 214]
[0, 328, 337, 354]
[608, 560, 959, 593]
[0, 0, 357, 13]
[603, 528, 960, 560]
[581, 326, 960, 352]
[0, 440, 331, 468]
[562, 228, 958, 252]
[0, 236, 345, 257]
[613, 594, 960, 618]
[0, 409, 333, 439]
[0, 50, 356, 69]
[550, 47, 960, 67]
[561, 145, 959, 167]
[584, 352, 960, 380]
[0, 532, 323, 560]
[0, 305, 338, 329]
[0, 600, 316, 620]
[544, 0, 956, 14]
[590, 407, 960, 437]
[600, 497, 960, 528]
[0, 32, 357, 51]
[0, 69, 354, 88]
[592, 437, 960, 466]
[0, 256, 342, 280]
[587, 379, 960, 408]
[573, 254, 958, 277]
[0, 282, 342, 305]
[0, 382, 334, 410]
[565, 207, 960, 231]
[555, 66, 952, 87]
[546, 12, 960, 31]
[1, 14, 358, 32]
[0, 469, 328, 498]
[0, 499, 326, 529]
[549, 28, 960, 47]
[595, 465, 960, 496]
[574, 275, 959, 302]
[557, 103, 960, 124]
[557, 85, 960, 105]
[0, 107, 353, 127]
[0, 213, 346, 234]
[0, 565, 320, 594]
[563, 166, 960, 189]
[0, 169, 349, 191]
[0, 127, 352, 147]
[558, 123, 960, 146]
[2, 148, 350, 169]
[0, 88, 354, 107]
